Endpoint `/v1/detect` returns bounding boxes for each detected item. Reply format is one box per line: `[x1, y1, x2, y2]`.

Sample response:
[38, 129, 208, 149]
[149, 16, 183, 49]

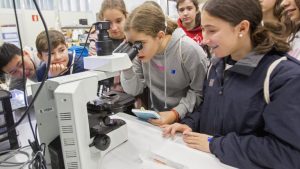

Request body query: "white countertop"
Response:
[0, 112, 235, 169]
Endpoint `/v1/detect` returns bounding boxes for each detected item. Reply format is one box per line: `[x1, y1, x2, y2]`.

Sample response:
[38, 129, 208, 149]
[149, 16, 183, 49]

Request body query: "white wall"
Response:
[90, 0, 167, 17]
[0, 8, 94, 48]
[59, 11, 94, 26]
[21, 10, 56, 48]
[0, 0, 168, 48]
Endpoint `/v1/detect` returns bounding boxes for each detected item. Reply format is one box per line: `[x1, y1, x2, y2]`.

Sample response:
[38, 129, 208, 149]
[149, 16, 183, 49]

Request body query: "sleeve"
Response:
[180, 103, 203, 131]
[209, 75, 300, 169]
[120, 57, 146, 96]
[73, 56, 85, 73]
[173, 41, 209, 118]
[36, 64, 46, 82]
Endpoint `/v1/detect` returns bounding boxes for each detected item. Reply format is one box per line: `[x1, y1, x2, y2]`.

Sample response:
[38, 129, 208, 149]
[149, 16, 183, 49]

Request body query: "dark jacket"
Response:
[36, 53, 85, 82]
[181, 50, 300, 169]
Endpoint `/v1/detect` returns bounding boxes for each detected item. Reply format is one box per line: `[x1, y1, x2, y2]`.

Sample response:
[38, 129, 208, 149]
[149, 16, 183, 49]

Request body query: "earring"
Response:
[239, 33, 243, 38]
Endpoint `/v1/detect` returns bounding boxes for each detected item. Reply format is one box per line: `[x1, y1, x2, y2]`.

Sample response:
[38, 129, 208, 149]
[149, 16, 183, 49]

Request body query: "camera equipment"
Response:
[94, 21, 114, 56]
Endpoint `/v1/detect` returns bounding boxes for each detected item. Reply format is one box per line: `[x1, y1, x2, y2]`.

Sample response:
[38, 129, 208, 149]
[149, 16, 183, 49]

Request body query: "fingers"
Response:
[183, 135, 200, 144]
[161, 125, 172, 137]
[182, 132, 211, 153]
[170, 125, 180, 136]
[161, 123, 186, 138]
[183, 131, 199, 136]
[49, 64, 67, 77]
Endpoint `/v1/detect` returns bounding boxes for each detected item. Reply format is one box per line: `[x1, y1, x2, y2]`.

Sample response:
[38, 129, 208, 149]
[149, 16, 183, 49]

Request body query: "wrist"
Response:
[171, 109, 180, 123]
[207, 136, 213, 153]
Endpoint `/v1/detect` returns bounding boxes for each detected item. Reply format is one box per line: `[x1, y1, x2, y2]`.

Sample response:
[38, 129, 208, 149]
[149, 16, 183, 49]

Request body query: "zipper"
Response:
[213, 60, 226, 135]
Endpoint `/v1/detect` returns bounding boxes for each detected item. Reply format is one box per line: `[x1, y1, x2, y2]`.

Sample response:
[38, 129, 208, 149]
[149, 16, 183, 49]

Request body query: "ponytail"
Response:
[125, 3, 178, 37]
[165, 17, 178, 35]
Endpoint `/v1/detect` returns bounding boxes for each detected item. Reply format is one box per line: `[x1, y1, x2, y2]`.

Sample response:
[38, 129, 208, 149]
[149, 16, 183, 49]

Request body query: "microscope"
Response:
[86, 21, 139, 116]
[32, 21, 142, 169]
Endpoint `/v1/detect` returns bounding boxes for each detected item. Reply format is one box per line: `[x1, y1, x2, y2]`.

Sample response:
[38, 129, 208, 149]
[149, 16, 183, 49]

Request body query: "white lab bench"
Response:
[0, 112, 235, 169]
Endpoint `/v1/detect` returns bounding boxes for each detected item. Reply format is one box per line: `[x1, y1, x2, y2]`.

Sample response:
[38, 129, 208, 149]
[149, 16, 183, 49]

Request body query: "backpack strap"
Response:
[206, 63, 213, 80]
[263, 56, 287, 104]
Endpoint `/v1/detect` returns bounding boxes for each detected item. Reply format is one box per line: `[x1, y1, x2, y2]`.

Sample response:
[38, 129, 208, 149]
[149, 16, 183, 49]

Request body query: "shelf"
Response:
[61, 25, 92, 29]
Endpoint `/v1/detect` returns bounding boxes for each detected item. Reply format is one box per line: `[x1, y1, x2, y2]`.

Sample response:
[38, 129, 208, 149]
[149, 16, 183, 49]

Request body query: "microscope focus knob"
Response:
[103, 116, 117, 126]
[89, 134, 111, 151]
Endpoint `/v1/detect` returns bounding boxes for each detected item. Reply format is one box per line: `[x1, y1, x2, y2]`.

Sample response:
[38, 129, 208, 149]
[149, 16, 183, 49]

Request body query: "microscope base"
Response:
[93, 122, 128, 154]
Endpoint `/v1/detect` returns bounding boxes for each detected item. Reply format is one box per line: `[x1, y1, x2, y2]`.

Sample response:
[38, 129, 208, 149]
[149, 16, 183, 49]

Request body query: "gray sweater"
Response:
[121, 28, 208, 118]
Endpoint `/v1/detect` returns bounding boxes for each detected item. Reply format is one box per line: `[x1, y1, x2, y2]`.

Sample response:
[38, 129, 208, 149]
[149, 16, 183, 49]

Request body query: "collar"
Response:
[211, 51, 265, 76]
[228, 51, 264, 76]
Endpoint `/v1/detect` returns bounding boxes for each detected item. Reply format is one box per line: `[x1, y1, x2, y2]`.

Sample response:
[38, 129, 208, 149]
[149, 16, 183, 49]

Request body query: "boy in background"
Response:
[35, 30, 85, 81]
[0, 43, 41, 90]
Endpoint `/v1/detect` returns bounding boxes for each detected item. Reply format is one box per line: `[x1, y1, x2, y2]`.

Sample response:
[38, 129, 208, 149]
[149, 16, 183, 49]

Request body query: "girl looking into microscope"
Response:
[120, 3, 208, 126]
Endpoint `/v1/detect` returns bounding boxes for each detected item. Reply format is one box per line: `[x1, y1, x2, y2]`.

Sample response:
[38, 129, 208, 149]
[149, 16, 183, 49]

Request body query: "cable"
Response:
[0, 0, 52, 136]
[0, 0, 51, 168]
[35, 123, 38, 141]
[57, 24, 94, 76]
[12, 0, 37, 144]
[0, 146, 31, 167]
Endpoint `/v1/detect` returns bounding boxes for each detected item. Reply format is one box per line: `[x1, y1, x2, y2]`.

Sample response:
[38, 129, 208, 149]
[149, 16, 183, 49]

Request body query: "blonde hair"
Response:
[125, 3, 177, 37]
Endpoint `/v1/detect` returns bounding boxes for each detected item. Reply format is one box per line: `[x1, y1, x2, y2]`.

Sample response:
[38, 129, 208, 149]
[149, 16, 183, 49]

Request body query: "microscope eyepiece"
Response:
[113, 41, 143, 60]
[133, 41, 143, 50]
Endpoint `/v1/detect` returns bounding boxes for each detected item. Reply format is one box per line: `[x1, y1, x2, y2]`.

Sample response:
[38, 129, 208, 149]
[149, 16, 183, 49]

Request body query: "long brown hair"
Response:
[99, 0, 128, 20]
[176, 0, 201, 27]
[273, 0, 284, 20]
[125, 3, 177, 37]
[202, 0, 290, 54]
[286, 0, 300, 43]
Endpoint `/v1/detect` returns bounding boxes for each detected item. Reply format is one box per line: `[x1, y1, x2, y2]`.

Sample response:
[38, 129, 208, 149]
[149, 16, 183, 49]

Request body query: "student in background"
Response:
[121, 3, 208, 126]
[176, 0, 203, 45]
[260, 0, 283, 22]
[89, 0, 128, 92]
[89, 0, 127, 56]
[0, 43, 41, 90]
[35, 30, 85, 81]
[281, 0, 300, 60]
[162, 0, 300, 168]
